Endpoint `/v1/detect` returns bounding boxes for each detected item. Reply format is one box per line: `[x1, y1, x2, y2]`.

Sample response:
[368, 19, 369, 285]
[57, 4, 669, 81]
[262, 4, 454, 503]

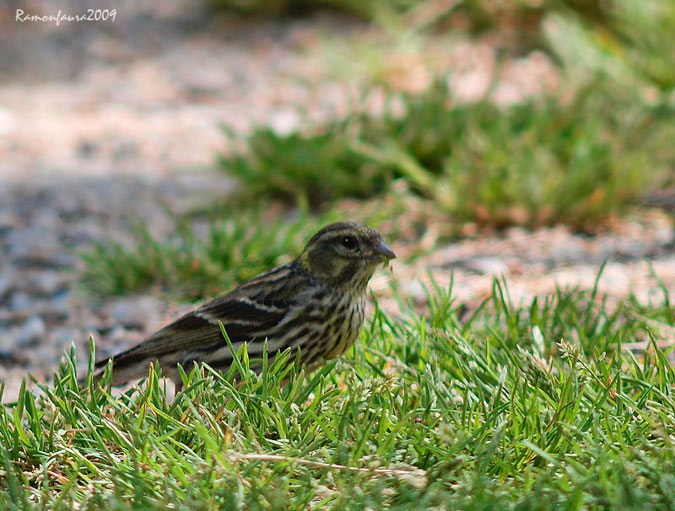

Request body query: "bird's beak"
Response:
[375, 239, 396, 260]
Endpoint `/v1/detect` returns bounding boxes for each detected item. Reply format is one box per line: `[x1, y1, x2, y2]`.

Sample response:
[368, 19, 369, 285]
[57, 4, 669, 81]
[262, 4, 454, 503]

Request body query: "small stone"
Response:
[551, 242, 586, 265]
[6, 228, 60, 256]
[9, 291, 32, 314]
[77, 140, 98, 158]
[104, 326, 144, 354]
[0, 274, 13, 300]
[464, 257, 510, 276]
[17, 316, 46, 348]
[29, 344, 63, 370]
[504, 227, 529, 242]
[49, 327, 80, 349]
[39, 295, 71, 323]
[7, 227, 74, 268]
[0, 350, 29, 367]
[13, 252, 76, 269]
[24, 271, 68, 297]
[113, 140, 139, 160]
[0, 210, 19, 236]
[0, 329, 12, 351]
[107, 325, 132, 343]
[269, 108, 300, 136]
[617, 241, 649, 260]
[60, 219, 106, 245]
[400, 280, 427, 303]
[103, 296, 160, 331]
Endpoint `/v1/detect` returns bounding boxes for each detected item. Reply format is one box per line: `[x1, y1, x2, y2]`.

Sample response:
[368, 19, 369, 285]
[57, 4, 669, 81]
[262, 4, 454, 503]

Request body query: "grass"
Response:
[209, 0, 675, 93]
[2, 276, 675, 509]
[78, 199, 420, 300]
[220, 80, 674, 227]
[542, 0, 675, 91]
[207, 0, 419, 19]
[219, 123, 389, 208]
[213, 0, 675, 228]
[80, 210, 341, 299]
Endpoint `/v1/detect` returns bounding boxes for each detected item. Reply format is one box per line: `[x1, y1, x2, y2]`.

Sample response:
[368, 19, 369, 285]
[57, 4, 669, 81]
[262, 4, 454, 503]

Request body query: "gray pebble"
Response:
[13, 252, 76, 269]
[24, 271, 69, 297]
[9, 291, 32, 313]
[61, 220, 107, 245]
[6, 228, 61, 255]
[39, 295, 71, 323]
[17, 316, 46, 348]
[0, 350, 29, 367]
[617, 240, 649, 260]
[103, 297, 159, 331]
[0, 210, 19, 236]
[0, 329, 13, 352]
[29, 344, 63, 370]
[0, 274, 13, 300]
[49, 327, 81, 349]
[464, 257, 510, 275]
[551, 242, 586, 265]
[6, 227, 75, 268]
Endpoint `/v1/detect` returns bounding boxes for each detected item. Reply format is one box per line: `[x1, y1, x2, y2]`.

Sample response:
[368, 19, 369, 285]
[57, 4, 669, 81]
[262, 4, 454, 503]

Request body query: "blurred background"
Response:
[0, 0, 673, 399]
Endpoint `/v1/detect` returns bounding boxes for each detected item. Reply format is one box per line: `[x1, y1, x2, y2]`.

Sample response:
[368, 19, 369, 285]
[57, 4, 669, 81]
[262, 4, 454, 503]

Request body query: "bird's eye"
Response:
[341, 235, 358, 250]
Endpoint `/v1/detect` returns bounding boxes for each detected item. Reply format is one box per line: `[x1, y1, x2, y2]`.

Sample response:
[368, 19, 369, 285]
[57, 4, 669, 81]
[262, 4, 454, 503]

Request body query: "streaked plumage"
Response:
[90, 222, 395, 389]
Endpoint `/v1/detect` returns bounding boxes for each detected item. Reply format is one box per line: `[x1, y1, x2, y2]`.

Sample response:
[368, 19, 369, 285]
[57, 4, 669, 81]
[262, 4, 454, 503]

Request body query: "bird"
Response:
[87, 222, 396, 390]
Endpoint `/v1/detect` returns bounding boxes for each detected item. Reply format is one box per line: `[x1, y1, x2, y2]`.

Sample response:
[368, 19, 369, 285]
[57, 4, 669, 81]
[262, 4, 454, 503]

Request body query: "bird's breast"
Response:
[323, 292, 366, 358]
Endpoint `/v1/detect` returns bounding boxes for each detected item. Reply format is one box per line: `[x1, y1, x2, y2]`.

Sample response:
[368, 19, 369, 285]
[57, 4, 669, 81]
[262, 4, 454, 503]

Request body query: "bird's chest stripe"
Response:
[321, 295, 365, 357]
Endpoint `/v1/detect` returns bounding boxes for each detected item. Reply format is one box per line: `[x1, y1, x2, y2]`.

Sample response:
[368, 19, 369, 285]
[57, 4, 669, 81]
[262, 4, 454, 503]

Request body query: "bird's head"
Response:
[298, 222, 396, 292]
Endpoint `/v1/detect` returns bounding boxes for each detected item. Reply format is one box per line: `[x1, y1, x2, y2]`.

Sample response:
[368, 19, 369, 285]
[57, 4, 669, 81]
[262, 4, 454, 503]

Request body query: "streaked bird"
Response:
[88, 222, 395, 390]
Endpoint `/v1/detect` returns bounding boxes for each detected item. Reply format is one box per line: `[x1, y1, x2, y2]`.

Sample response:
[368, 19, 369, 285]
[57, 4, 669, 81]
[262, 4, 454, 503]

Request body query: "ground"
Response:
[0, 0, 673, 405]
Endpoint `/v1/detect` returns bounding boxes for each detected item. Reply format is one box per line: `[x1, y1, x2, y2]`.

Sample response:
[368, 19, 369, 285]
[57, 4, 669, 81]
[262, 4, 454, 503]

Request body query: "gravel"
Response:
[0, 173, 236, 399]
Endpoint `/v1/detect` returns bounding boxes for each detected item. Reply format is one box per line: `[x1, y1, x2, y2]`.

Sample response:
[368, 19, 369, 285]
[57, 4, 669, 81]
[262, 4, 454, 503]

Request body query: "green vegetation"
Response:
[214, 0, 674, 227]
[220, 123, 389, 207]
[2, 279, 675, 508]
[208, 0, 416, 19]
[542, 0, 675, 91]
[80, 211, 340, 299]
[221, 81, 673, 227]
[210, 0, 675, 93]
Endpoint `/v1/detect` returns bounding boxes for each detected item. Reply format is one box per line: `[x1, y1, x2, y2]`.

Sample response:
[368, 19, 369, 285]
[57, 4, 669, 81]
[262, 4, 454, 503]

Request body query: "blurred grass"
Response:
[208, 0, 417, 19]
[219, 123, 390, 208]
[543, 0, 675, 91]
[3, 279, 675, 508]
[220, 80, 673, 227]
[212, 0, 674, 228]
[209, 0, 675, 93]
[81, 210, 341, 299]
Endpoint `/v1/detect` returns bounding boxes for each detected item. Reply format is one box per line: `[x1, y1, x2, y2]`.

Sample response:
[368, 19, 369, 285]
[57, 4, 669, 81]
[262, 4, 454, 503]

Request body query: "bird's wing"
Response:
[95, 262, 310, 370]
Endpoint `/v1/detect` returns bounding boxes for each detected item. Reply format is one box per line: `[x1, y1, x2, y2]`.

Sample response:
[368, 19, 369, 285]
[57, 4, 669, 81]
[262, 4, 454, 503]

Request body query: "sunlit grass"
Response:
[2, 277, 674, 509]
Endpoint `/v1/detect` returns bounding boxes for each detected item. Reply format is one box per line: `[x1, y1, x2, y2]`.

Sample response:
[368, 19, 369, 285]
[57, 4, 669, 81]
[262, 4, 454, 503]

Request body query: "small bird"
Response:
[89, 222, 395, 390]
